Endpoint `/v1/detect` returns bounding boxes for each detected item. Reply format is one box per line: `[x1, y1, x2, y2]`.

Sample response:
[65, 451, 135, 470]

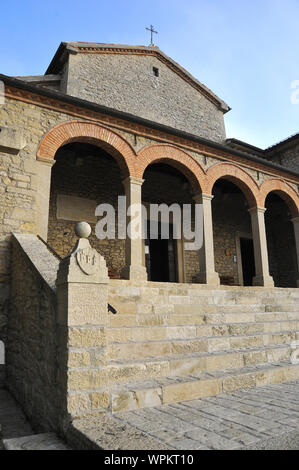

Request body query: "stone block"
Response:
[68, 350, 90, 367]
[206, 353, 244, 371]
[112, 388, 162, 413]
[67, 392, 91, 415]
[89, 391, 110, 409]
[222, 374, 257, 393]
[68, 369, 108, 391]
[68, 327, 106, 348]
[163, 378, 222, 404]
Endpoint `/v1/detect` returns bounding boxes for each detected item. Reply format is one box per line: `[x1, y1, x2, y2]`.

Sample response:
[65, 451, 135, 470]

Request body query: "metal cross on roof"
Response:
[146, 25, 158, 46]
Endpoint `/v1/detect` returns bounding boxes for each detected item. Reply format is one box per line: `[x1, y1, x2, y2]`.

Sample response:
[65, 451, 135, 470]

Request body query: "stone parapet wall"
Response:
[6, 231, 111, 434]
[7, 234, 60, 432]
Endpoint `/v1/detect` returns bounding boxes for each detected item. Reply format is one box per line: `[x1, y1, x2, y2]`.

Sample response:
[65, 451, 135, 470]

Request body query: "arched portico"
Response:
[206, 163, 273, 287]
[36, 120, 136, 238]
[35, 123, 299, 286]
[259, 179, 299, 217]
[137, 145, 212, 283]
[260, 179, 299, 287]
[206, 162, 260, 208]
[136, 144, 205, 194]
[36, 120, 148, 280]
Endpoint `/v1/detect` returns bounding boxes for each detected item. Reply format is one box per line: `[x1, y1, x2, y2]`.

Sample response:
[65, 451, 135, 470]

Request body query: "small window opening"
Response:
[0, 340, 5, 365]
[153, 67, 159, 77]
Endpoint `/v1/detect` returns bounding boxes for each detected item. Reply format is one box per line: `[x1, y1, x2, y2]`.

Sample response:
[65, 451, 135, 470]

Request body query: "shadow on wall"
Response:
[0, 340, 5, 388]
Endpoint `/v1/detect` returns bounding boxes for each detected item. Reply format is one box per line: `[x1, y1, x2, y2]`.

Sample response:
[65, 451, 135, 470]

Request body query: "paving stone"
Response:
[3, 433, 70, 450]
[113, 380, 299, 450]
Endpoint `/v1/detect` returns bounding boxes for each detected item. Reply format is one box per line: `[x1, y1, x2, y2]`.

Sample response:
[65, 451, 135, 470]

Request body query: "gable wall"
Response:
[65, 53, 226, 143]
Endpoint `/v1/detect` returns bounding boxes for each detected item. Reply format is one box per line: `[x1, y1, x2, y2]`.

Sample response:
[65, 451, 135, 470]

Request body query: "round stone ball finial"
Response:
[75, 221, 92, 239]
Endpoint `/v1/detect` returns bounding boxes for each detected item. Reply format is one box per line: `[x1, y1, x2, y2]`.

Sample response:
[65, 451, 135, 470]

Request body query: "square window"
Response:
[153, 67, 159, 77]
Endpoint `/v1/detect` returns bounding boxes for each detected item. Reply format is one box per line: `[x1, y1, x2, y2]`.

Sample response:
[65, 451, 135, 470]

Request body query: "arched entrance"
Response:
[48, 141, 125, 278]
[265, 192, 298, 287]
[260, 179, 299, 287]
[37, 120, 138, 279]
[139, 145, 204, 283]
[212, 179, 255, 285]
[207, 163, 260, 286]
[142, 162, 195, 283]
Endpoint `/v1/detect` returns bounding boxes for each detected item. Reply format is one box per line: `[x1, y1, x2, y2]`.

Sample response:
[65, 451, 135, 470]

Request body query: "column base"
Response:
[196, 271, 220, 286]
[121, 265, 148, 281]
[252, 275, 274, 287]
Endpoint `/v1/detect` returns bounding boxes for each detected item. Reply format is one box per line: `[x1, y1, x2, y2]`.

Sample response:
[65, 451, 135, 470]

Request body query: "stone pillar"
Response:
[248, 207, 274, 287]
[36, 157, 55, 240]
[56, 222, 109, 430]
[122, 176, 147, 280]
[291, 217, 299, 287]
[194, 194, 220, 285]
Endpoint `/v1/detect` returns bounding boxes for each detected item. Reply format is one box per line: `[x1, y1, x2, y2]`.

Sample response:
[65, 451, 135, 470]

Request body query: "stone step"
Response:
[108, 331, 299, 360]
[108, 301, 299, 317]
[109, 311, 299, 328]
[3, 433, 71, 450]
[107, 320, 299, 343]
[110, 362, 299, 413]
[108, 281, 299, 299]
[108, 286, 299, 304]
[107, 344, 293, 385]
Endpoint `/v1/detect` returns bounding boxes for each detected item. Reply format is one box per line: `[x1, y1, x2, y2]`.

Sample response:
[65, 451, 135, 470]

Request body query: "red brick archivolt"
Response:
[206, 162, 260, 208]
[260, 179, 299, 218]
[37, 120, 137, 177]
[136, 144, 206, 194]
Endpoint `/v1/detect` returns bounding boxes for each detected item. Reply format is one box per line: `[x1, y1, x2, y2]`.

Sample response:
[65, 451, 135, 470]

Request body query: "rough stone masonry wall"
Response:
[7, 236, 61, 432]
[267, 143, 299, 173]
[0, 97, 77, 346]
[65, 53, 226, 143]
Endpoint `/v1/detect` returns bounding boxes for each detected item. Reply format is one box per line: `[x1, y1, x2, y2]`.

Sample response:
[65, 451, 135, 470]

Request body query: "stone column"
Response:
[291, 217, 299, 287]
[248, 207, 274, 287]
[56, 222, 109, 430]
[122, 176, 147, 280]
[36, 157, 55, 240]
[194, 194, 220, 285]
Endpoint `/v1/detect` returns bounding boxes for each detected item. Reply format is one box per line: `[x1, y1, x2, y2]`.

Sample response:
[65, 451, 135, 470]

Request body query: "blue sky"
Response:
[0, 0, 298, 149]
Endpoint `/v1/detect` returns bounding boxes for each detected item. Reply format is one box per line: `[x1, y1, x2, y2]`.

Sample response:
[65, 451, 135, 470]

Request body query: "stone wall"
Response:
[7, 234, 61, 432]
[65, 53, 227, 143]
[0, 97, 77, 345]
[266, 143, 299, 173]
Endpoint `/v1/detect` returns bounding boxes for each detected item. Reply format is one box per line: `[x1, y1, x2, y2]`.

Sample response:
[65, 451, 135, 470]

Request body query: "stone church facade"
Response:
[0, 42, 299, 442]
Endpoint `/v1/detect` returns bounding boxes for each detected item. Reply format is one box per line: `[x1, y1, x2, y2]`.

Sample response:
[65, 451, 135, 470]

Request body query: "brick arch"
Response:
[260, 179, 299, 218]
[206, 162, 260, 208]
[136, 144, 206, 194]
[37, 120, 137, 177]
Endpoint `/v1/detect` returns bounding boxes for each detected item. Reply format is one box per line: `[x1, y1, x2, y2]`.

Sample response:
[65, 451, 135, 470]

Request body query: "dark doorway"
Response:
[240, 237, 255, 286]
[146, 222, 178, 282]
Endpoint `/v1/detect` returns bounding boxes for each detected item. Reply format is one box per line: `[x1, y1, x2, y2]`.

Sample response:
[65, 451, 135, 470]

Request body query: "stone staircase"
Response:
[106, 281, 299, 413]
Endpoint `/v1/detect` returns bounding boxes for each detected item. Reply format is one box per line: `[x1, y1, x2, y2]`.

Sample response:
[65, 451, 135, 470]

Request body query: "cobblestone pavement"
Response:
[113, 380, 299, 450]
